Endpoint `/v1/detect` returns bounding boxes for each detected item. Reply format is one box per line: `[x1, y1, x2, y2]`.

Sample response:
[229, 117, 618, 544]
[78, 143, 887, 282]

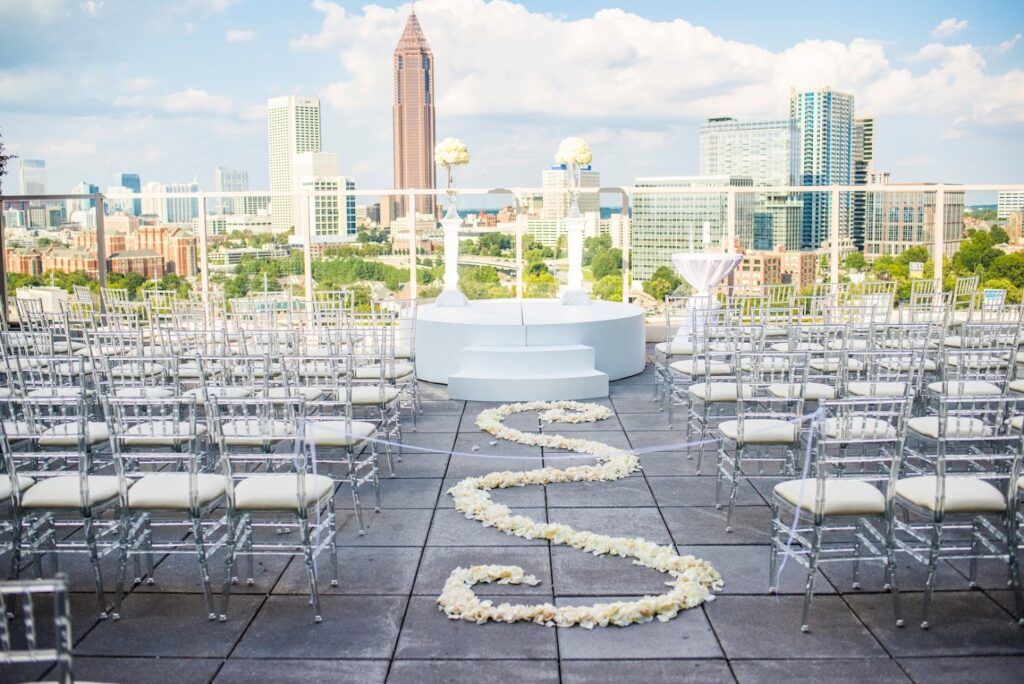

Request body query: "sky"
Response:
[1, 0, 1022, 204]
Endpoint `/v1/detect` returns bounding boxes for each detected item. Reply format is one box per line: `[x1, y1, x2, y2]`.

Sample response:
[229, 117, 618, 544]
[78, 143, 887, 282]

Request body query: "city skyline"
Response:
[1, 1, 1022, 200]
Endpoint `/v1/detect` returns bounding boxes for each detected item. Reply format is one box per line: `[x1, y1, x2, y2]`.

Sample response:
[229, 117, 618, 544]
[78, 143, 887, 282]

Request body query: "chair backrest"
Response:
[0, 575, 74, 684]
[104, 396, 207, 482]
[842, 349, 921, 398]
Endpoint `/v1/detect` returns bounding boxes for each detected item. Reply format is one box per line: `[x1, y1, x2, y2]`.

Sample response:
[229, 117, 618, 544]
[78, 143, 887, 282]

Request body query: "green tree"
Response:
[987, 253, 1024, 288]
[591, 248, 623, 280]
[844, 251, 867, 271]
[954, 230, 1003, 273]
[592, 273, 623, 302]
[643, 266, 682, 303]
[989, 225, 1010, 245]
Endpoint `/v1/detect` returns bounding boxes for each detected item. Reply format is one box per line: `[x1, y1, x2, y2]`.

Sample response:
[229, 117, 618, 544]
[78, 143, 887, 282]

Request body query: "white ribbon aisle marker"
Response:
[438, 400, 723, 628]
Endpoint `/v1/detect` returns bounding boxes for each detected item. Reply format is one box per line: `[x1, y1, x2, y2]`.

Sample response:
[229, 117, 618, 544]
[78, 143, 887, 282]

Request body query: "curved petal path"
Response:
[437, 400, 723, 628]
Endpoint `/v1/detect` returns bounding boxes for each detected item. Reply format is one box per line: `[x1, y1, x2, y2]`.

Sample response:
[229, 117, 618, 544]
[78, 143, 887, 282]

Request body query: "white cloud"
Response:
[294, 0, 1024, 130]
[932, 17, 968, 39]
[0, 0, 72, 21]
[113, 87, 235, 115]
[41, 138, 97, 158]
[226, 28, 256, 43]
[119, 76, 155, 91]
[80, 0, 102, 17]
[993, 34, 1021, 55]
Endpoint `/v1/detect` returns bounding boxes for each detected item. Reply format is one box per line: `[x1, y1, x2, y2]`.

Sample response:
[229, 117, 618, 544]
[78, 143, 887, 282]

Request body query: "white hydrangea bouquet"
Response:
[435, 137, 469, 220]
[555, 137, 592, 218]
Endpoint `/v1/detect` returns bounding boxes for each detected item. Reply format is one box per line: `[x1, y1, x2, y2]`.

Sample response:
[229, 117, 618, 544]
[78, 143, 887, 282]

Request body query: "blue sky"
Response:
[1, 0, 1022, 203]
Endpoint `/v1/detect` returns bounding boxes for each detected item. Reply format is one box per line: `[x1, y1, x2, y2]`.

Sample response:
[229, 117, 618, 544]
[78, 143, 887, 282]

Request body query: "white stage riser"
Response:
[456, 344, 595, 375]
[447, 371, 608, 401]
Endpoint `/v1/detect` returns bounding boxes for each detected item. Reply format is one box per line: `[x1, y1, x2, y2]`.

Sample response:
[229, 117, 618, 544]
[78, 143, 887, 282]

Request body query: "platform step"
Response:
[447, 369, 609, 401]
[457, 344, 595, 375]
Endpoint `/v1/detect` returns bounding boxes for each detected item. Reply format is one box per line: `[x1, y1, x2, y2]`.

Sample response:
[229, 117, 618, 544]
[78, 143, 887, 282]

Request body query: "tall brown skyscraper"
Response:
[392, 8, 436, 216]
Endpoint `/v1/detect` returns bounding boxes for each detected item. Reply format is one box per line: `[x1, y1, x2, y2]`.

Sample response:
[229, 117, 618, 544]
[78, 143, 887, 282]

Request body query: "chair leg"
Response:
[768, 500, 780, 592]
[244, 517, 255, 585]
[347, 449, 366, 535]
[192, 518, 216, 620]
[380, 407, 395, 477]
[9, 517, 22, 580]
[143, 515, 155, 584]
[220, 515, 239, 621]
[921, 521, 943, 629]
[83, 516, 108, 619]
[885, 518, 904, 628]
[800, 523, 823, 632]
[301, 518, 322, 623]
[328, 498, 339, 588]
[113, 514, 131, 621]
[851, 518, 864, 590]
[968, 519, 980, 588]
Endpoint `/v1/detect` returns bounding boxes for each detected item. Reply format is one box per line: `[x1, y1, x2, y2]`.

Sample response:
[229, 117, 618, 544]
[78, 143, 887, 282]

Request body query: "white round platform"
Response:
[415, 299, 645, 400]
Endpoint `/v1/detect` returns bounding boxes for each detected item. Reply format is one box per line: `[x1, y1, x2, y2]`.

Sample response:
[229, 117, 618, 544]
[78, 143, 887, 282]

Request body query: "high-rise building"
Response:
[106, 186, 135, 215]
[790, 87, 855, 250]
[68, 182, 99, 213]
[267, 95, 322, 231]
[631, 176, 755, 280]
[141, 181, 162, 217]
[392, 8, 436, 217]
[541, 166, 601, 220]
[851, 116, 875, 250]
[112, 173, 142, 215]
[292, 152, 356, 244]
[214, 166, 250, 215]
[863, 177, 964, 261]
[699, 117, 801, 250]
[159, 180, 200, 223]
[17, 160, 46, 195]
[998, 191, 1024, 219]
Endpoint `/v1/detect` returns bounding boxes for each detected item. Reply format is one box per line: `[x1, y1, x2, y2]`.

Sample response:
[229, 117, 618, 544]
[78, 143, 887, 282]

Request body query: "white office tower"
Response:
[214, 166, 250, 215]
[267, 96, 322, 231]
[17, 159, 46, 195]
[105, 186, 134, 214]
[541, 166, 600, 221]
[292, 152, 356, 245]
[141, 181, 163, 217]
[998, 191, 1024, 219]
[160, 180, 200, 223]
[699, 117, 801, 250]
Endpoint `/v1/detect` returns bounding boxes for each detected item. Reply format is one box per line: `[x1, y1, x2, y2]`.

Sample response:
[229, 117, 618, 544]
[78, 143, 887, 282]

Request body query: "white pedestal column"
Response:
[561, 216, 590, 306]
[435, 215, 468, 307]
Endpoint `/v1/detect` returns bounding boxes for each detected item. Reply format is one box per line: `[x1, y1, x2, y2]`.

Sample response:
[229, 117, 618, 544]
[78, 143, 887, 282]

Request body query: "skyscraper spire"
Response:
[393, 6, 436, 216]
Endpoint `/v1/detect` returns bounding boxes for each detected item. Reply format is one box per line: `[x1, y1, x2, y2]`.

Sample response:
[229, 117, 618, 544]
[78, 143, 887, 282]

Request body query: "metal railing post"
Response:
[934, 185, 945, 291]
[407, 190, 417, 300]
[301, 191, 314, 305]
[94, 193, 107, 293]
[0, 198, 7, 320]
[196, 194, 210, 322]
[621, 189, 630, 302]
[725, 188, 736, 253]
[830, 188, 840, 285]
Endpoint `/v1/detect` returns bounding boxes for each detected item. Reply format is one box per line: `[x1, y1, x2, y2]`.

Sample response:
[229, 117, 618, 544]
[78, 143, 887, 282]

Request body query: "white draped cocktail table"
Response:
[670, 252, 744, 343]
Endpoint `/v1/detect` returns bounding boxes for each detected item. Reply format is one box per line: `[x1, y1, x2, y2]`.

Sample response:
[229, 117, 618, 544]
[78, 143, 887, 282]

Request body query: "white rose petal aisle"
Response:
[437, 400, 723, 628]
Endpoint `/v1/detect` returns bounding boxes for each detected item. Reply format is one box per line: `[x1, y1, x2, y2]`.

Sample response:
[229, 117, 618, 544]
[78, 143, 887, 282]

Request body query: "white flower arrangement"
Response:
[554, 137, 593, 167]
[434, 137, 470, 167]
[437, 400, 723, 629]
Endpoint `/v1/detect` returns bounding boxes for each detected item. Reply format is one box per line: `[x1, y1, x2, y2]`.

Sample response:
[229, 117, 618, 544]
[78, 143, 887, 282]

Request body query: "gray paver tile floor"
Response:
[10, 368, 1024, 682]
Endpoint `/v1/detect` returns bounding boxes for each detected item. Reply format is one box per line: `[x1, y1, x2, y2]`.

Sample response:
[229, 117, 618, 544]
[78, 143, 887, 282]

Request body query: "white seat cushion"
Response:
[895, 475, 1006, 513]
[1008, 415, 1024, 432]
[764, 326, 788, 337]
[27, 387, 86, 399]
[906, 416, 992, 439]
[655, 340, 695, 356]
[740, 356, 791, 372]
[809, 358, 864, 373]
[768, 382, 835, 400]
[395, 343, 414, 359]
[0, 475, 34, 501]
[926, 380, 1002, 396]
[220, 418, 294, 446]
[770, 341, 823, 353]
[111, 387, 175, 399]
[127, 473, 225, 510]
[670, 359, 732, 376]
[846, 381, 908, 398]
[264, 387, 324, 402]
[775, 478, 885, 515]
[0, 388, 11, 399]
[233, 473, 334, 511]
[122, 420, 207, 446]
[688, 382, 752, 402]
[53, 360, 95, 375]
[3, 420, 32, 439]
[718, 418, 797, 445]
[942, 335, 963, 348]
[339, 386, 401, 405]
[20, 475, 120, 509]
[824, 416, 897, 440]
[353, 362, 415, 380]
[828, 339, 870, 351]
[296, 360, 341, 377]
[305, 420, 376, 447]
[183, 386, 252, 405]
[38, 421, 109, 447]
[108, 361, 164, 378]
